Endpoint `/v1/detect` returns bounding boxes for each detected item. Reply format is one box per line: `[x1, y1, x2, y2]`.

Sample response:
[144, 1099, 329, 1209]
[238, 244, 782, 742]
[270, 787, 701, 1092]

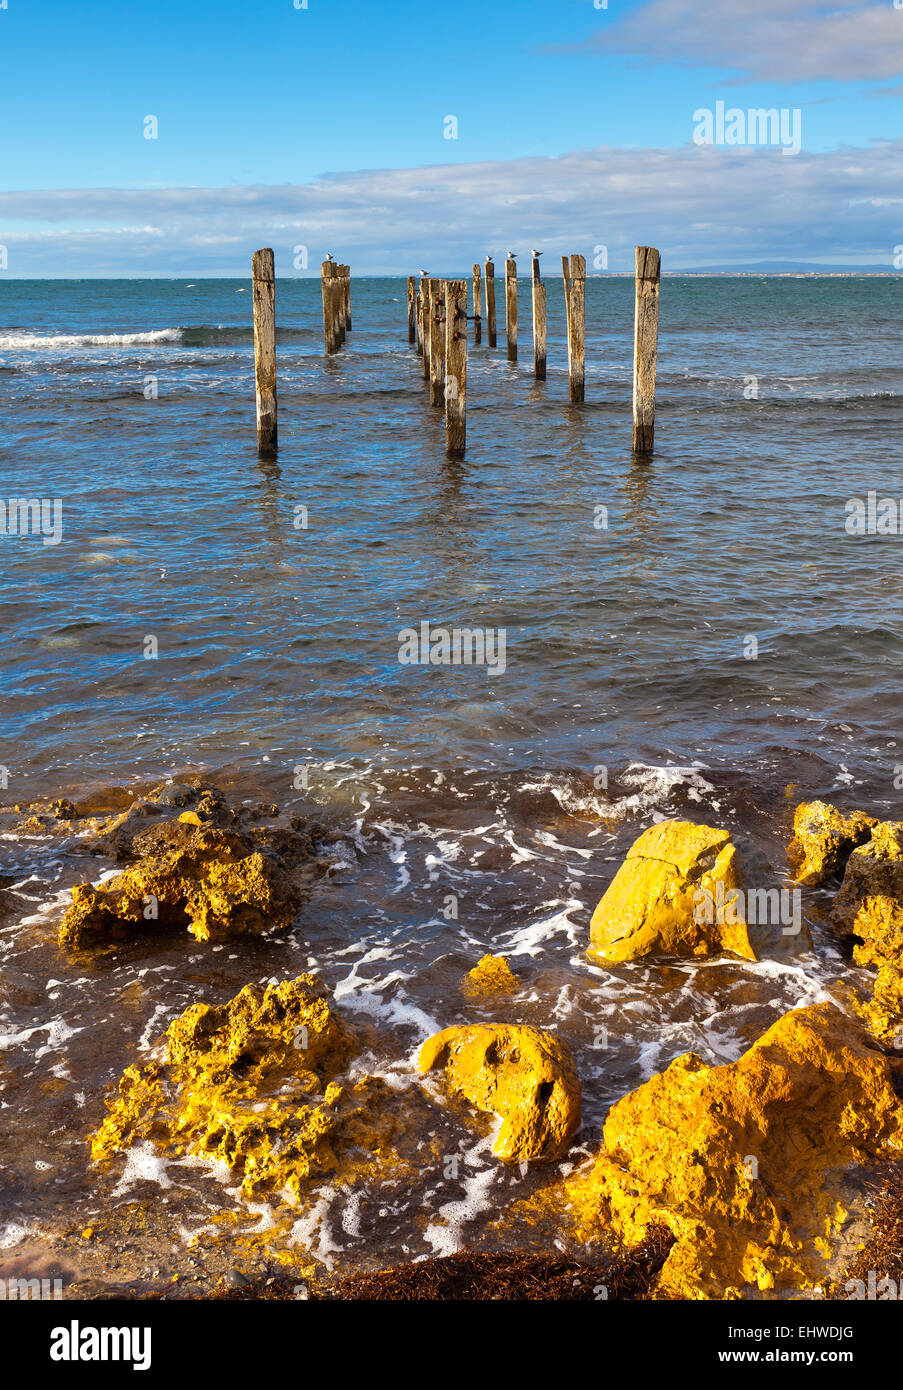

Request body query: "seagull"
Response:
[529, 249, 543, 258]
[324, 252, 335, 263]
[419, 269, 430, 277]
[506, 250, 517, 259]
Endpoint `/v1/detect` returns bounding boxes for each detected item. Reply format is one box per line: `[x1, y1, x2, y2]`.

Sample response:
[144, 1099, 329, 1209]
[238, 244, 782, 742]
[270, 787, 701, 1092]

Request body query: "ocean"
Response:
[0, 273, 901, 1290]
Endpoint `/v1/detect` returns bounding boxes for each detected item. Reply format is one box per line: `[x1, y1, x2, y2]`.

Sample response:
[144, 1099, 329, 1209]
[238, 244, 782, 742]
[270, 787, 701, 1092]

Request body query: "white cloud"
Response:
[563, 0, 903, 84]
[1, 138, 902, 275]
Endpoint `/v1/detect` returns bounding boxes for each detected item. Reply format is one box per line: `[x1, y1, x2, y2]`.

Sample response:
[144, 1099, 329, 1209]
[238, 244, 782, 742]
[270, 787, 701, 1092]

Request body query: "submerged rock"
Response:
[92, 974, 406, 1202]
[587, 820, 755, 965]
[460, 954, 519, 998]
[418, 1023, 581, 1162]
[787, 800, 877, 886]
[553, 1002, 903, 1298]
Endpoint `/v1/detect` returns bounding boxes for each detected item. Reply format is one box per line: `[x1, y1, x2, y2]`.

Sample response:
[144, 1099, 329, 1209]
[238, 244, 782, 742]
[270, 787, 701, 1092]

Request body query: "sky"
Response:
[1, 0, 902, 274]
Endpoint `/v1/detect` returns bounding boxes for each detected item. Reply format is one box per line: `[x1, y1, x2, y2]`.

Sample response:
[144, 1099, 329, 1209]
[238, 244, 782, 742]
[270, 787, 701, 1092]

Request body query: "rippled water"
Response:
[0, 275, 901, 1292]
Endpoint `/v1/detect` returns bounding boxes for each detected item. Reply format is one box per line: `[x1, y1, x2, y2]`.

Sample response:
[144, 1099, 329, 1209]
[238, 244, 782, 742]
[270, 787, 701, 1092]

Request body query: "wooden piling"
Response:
[341, 265, 352, 333]
[561, 255, 572, 346]
[484, 259, 496, 348]
[421, 276, 432, 379]
[505, 257, 517, 361]
[445, 279, 467, 458]
[472, 263, 482, 345]
[415, 292, 423, 355]
[531, 255, 546, 381]
[252, 247, 277, 456]
[567, 253, 585, 404]
[321, 261, 339, 354]
[429, 279, 445, 406]
[407, 276, 416, 344]
[632, 246, 660, 454]
[334, 266, 346, 347]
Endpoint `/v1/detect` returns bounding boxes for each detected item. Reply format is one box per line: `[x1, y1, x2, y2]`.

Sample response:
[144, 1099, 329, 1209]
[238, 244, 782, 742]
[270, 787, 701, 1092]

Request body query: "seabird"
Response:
[324, 252, 335, 262]
[419, 269, 430, 277]
[506, 250, 517, 259]
[529, 249, 543, 258]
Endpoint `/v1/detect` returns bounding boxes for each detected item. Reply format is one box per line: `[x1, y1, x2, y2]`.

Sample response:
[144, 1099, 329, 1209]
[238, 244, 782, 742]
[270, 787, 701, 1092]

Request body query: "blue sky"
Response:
[2, 0, 902, 273]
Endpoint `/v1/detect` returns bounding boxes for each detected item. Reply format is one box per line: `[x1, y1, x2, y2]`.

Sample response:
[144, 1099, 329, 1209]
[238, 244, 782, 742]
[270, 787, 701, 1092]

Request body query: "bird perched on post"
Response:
[529, 249, 543, 258]
[419, 269, 430, 277]
[506, 251, 517, 260]
[324, 252, 335, 263]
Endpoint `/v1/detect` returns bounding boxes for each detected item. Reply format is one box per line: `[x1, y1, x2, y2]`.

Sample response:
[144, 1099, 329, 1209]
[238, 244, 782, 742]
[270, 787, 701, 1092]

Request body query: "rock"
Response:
[555, 1002, 903, 1298]
[91, 974, 410, 1202]
[418, 1024, 581, 1162]
[587, 820, 755, 965]
[831, 822, 903, 1044]
[153, 784, 196, 809]
[59, 822, 302, 950]
[787, 800, 877, 887]
[460, 954, 519, 998]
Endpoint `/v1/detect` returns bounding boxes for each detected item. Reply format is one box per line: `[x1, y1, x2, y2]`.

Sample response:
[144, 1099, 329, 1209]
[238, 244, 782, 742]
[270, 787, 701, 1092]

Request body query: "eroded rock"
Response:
[552, 1002, 903, 1298]
[787, 800, 877, 887]
[60, 822, 303, 949]
[92, 974, 406, 1201]
[418, 1023, 581, 1162]
[587, 820, 755, 965]
[460, 954, 519, 998]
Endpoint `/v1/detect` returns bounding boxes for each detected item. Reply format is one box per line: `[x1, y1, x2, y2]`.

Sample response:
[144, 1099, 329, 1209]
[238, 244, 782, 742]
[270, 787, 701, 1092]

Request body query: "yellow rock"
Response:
[554, 1002, 903, 1298]
[831, 822, 903, 1044]
[418, 1024, 580, 1162]
[787, 800, 876, 886]
[460, 954, 519, 998]
[177, 811, 203, 826]
[59, 822, 301, 949]
[91, 974, 408, 1202]
[587, 820, 755, 965]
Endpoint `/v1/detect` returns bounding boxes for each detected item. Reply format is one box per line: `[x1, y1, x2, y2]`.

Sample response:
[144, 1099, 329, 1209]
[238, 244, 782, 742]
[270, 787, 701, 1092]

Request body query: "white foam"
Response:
[0, 328, 182, 349]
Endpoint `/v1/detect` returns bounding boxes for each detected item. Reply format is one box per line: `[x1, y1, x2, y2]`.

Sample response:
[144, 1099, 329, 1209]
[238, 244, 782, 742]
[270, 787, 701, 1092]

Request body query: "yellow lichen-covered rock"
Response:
[587, 820, 755, 965]
[460, 954, 519, 998]
[554, 1002, 903, 1298]
[831, 822, 903, 1045]
[418, 1024, 580, 1162]
[787, 800, 877, 886]
[91, 974, 405, 1202]
[60, 822, 301, 949]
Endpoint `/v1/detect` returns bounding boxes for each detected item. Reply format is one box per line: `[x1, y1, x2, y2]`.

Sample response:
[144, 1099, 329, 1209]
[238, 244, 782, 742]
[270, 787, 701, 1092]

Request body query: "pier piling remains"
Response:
[429, 279, 446, 406]
[566, 253, 585, 404]
[505, 256, 518, 361]
[445, 278, 467, 457]
[531, 254, 546, 381]
[407, 276, 416, 344]
[252, 248, 278, 457]
[633, 246, 661, 453]
[484, 258, 497, 348]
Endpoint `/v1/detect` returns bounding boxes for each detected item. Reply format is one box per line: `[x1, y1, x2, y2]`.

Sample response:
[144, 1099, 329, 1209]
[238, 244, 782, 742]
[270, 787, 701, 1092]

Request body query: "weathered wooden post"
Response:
[445, 278, 467, 458]
[531, 254, 546, 380]
[321, 260, 338, 354]
[472, 263, 482, 344]
[334, 266, 346, 347]
[633, 246, 660, 454]
[421, 276, 432, 379]
[484, 258, 496, 348]
[407, 276, 416, 344]
[561, 255, 572, 346]
[505, 256, 518, 361]
[415, 292, 423, 355]
[567, 253, 585, 404]
[429, 278, 445, 406]
[343, 265, 352, 332]
[252, 248, 278, 456]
